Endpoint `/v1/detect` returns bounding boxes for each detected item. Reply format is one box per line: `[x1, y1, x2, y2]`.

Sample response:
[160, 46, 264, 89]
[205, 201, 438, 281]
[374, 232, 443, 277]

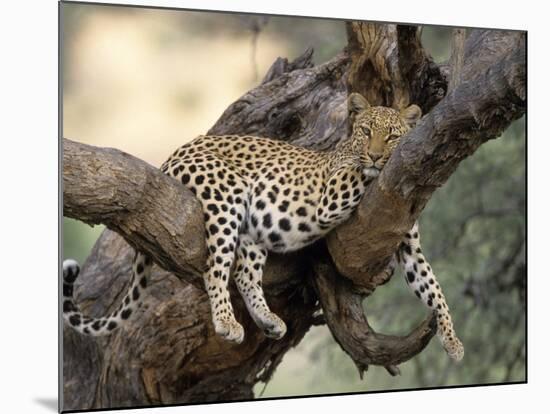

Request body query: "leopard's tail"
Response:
[62, 252, 151, 336]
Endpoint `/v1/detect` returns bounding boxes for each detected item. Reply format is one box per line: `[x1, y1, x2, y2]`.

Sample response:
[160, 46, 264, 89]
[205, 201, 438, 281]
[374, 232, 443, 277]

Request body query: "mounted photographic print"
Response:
[61, 1, 526, 412]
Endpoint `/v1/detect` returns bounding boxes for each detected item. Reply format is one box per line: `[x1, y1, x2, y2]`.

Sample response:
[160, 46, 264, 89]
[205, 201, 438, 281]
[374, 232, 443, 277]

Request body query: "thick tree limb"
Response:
[209, 50, 349, 151]
[346, 22, 447, 113]
[63, 138, 208, 287]
[327, 29, 526, 284]
[346, 22, 408, 108]
[64, 230, 316, 409]
[310, 248, 437, 377]
[261, 47, 314, 84]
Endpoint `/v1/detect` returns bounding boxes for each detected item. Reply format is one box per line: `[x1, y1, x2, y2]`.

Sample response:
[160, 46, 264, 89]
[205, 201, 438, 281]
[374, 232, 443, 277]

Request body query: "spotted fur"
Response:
[63, 93, 463, 360]
[62, 254, 150, 335]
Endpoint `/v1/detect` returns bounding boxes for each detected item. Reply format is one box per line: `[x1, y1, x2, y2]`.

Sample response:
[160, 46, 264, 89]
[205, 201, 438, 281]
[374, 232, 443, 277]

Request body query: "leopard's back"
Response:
[162, 135, 345, 253]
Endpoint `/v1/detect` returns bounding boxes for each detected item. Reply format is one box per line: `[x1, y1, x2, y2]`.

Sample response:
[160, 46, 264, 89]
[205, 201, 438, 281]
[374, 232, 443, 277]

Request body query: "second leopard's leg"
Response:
[398, 222, 464, 361]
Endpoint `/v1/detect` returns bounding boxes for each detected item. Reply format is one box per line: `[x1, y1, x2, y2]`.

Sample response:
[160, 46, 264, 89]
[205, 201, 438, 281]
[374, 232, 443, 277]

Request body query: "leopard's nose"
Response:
[369, 152, 382, 162]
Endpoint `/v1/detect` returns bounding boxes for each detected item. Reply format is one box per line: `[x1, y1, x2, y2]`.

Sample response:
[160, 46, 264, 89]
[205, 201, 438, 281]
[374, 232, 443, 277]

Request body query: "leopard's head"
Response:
[348, 93, 422, 177]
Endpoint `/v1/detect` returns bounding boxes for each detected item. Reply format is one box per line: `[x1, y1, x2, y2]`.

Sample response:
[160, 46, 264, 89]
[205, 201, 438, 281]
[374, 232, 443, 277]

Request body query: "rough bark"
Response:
[310, 246, 437, 376]
[448, 28, 467, 92]
[63, 139, 207, 286]
[62, 23, 526, 411]
[64, 230, 314, 409]
[346, 23, 447, 113]
[209, 50, 349, 151]
[327, 28, 526, 284]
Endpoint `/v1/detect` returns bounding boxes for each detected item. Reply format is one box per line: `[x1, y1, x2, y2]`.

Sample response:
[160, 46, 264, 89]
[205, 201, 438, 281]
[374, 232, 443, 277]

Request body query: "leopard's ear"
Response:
[400, 104, 422, 128]
[348, 93, 370, 115]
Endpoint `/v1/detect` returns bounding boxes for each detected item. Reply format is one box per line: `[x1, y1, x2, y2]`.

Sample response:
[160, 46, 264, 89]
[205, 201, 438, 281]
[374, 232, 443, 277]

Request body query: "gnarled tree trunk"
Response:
[62, 23, 525, 411]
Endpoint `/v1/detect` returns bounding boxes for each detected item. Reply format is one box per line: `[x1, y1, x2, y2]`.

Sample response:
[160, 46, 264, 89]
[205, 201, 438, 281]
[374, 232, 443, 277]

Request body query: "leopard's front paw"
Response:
[214, 318, 245, 344]
[443, 335, 464, 361]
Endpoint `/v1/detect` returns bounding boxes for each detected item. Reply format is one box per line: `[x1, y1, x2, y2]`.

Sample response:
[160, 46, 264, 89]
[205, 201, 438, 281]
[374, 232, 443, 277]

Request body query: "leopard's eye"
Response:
[385, 134, 399, 142]
[362, 126, 371, 136]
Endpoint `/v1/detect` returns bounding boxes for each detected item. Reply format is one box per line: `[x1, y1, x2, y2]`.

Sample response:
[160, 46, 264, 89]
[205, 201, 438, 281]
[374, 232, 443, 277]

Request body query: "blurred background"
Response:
[62, 3, 526, 397]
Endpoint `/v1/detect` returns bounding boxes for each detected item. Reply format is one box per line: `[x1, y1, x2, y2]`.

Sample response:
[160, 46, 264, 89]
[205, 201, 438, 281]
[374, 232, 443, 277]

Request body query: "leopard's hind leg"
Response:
[398, 222, 464, 361]
[233, 234, 287, 339]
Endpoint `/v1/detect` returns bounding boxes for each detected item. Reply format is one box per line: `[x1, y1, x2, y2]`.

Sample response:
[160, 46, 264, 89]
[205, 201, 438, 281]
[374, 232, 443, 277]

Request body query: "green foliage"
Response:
[422, 27, 453, 63]
[63, 218, 105, 265]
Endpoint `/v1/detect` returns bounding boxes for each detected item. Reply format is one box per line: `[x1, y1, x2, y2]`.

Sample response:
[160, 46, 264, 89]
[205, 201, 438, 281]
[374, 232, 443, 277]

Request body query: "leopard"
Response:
[62, 92, 464, 361]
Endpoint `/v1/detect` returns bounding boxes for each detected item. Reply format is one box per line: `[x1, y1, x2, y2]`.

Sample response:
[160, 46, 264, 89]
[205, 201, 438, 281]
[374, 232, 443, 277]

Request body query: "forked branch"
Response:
[311, 250, 437, 377]
[327, 28, 526, 286]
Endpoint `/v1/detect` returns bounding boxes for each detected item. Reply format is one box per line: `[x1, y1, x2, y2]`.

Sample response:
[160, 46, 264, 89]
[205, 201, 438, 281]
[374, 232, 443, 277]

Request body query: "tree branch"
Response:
[396, 25, 448, 112]
[63, 138, 208, 287]
[64, 229, 316, 410]
[209, 50, 349, 151]
[448, 28, 467, 91]
[327, 29, 526, 285]
[310, 249, 437, 377]
[346, 22, 447, 112]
